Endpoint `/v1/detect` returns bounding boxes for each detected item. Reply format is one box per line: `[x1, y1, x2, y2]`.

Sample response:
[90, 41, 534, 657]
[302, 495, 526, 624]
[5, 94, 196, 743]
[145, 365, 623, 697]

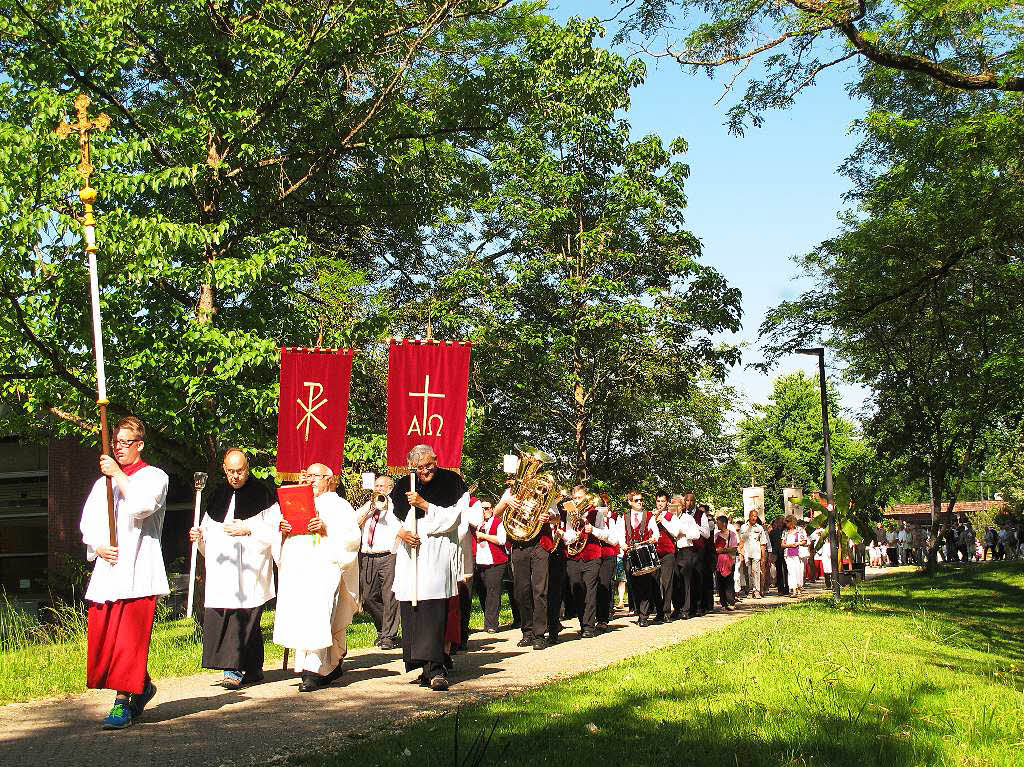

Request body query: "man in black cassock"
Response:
[188, 449, 276, 688]
[390, 444, 469, 691]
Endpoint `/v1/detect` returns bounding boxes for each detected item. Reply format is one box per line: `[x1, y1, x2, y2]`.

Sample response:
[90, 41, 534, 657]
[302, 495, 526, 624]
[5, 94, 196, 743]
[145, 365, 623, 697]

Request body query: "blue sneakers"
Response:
[101, 701, 132, 730]
[129, 680, 157, 718]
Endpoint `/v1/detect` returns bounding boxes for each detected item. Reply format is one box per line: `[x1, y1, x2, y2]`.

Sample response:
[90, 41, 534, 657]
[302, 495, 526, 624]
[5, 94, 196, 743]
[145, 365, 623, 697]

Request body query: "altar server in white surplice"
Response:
[267, 463, 361, 692]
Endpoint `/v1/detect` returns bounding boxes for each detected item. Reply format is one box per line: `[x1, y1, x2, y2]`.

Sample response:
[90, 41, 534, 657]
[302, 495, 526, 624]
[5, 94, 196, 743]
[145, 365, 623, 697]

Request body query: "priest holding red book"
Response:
[268, 464, 361, 692]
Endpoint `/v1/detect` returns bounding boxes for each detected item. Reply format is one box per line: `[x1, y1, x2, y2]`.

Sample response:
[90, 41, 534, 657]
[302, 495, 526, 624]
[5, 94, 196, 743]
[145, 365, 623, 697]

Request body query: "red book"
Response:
[277, 484, 316, 535]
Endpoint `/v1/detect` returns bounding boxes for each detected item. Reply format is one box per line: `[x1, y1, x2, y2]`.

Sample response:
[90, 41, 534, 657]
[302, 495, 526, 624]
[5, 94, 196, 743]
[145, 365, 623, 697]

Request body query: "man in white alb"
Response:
[268, 464, 361, 692]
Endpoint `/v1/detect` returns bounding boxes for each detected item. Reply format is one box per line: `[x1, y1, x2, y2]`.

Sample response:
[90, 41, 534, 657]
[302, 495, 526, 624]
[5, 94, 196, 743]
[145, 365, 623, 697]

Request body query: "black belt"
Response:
[360, 551, 391, 558]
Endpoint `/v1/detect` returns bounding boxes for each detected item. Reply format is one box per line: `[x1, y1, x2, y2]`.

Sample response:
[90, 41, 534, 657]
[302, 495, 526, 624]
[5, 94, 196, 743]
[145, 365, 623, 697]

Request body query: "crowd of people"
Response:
[76, 422, 838, 731]
[866, 519, 1023, 567]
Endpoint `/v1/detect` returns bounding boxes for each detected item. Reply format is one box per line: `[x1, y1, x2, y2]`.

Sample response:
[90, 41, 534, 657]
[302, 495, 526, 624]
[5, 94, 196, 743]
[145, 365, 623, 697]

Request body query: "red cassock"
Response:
[87, 596, 158, 694]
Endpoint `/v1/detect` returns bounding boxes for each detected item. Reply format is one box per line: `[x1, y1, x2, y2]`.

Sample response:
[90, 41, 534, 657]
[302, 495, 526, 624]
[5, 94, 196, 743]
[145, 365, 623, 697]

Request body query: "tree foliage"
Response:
[735, 371, 888, 518]
[614, 0, 1024, 131]
[759, 71, 1024, 563]
[425, 18, 742, 493]
[0, 6, 743, 500]
[0, 0, 539, 474]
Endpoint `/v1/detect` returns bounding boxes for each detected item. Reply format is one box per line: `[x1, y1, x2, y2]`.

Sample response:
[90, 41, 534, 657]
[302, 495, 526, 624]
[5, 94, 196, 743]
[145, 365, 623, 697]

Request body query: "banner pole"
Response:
[410, 466, 418, 608]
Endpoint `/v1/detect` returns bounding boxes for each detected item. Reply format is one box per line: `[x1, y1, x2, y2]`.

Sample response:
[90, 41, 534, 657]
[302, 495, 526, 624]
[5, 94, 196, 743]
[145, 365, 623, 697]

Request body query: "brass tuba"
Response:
[564, 492, 601, 556]
[503, 447, 561, 542]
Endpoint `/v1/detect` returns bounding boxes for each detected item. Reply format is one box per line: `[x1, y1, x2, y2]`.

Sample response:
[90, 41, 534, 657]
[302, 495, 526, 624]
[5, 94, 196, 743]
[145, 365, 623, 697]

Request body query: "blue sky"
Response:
[549, 1, 868, 416]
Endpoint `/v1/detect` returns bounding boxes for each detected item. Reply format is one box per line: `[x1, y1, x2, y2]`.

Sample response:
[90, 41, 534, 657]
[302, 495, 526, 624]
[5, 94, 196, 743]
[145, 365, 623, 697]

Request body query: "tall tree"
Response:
[759, 82, 1024, 566]
[0, 0, 536, 474]
[425, 18, 742, 492]
[736, 371, 875, 518]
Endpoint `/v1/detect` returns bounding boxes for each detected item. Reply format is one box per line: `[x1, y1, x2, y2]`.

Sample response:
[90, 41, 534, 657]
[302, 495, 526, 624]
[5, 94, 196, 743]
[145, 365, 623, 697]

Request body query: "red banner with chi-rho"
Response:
[386, 339, 472, 470]
[276, 348, 354, 477]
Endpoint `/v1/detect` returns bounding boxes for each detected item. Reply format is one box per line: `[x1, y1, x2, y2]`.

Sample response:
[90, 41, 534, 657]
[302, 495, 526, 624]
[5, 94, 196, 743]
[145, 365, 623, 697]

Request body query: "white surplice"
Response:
[198, 497, 277, 609]
[80, 465, 169, 603]
[266, 492, 361, 674]
[392, 492, 468, 602]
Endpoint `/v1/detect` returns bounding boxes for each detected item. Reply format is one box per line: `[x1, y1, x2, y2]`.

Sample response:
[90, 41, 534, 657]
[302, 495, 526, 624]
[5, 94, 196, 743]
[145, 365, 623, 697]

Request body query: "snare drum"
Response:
[625, 542, 659, 576]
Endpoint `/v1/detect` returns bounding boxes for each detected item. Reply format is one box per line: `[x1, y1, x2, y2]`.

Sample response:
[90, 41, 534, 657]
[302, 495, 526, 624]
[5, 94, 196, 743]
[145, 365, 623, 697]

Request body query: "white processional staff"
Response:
[409, 465, 418, 608]
[186, 472, 208, 620]
[56, 94, 116, 547]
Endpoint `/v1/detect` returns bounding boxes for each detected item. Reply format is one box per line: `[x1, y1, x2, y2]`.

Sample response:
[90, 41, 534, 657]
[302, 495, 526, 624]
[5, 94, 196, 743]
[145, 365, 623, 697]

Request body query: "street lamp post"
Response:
[797, 347, 841, 601]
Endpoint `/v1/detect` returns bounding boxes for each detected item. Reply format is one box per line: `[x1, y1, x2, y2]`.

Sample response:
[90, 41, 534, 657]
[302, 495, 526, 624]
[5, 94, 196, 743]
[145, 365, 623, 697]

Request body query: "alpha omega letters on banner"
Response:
[386, 339, 472, 470]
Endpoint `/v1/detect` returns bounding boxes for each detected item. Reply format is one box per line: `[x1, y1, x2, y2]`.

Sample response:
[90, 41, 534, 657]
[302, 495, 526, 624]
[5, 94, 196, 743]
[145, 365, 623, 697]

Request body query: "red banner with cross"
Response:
[386, 339, 472, 470]
[276, 347, 355, 477]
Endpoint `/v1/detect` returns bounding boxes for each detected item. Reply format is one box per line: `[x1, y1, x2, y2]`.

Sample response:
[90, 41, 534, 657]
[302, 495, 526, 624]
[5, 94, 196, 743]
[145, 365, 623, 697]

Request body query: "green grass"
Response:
[299, 563, 1024, 767]
[0, 595, 515, 704]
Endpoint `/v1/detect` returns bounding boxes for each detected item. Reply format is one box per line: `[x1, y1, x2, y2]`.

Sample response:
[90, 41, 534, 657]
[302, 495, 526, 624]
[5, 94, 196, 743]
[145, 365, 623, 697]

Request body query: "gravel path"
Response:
[0, 581, 833, 767]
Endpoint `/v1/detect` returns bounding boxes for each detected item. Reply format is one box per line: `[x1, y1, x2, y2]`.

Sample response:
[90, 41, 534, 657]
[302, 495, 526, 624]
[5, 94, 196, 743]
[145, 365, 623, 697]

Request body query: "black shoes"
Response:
[516, 636, 533, 647]
[638, 616, 648, 627]
[298, 673, 324, 692]
[323, 663, 344, 684]
[548, 633, 560, 645]
[532, 637, 549, 650]
[379, 637, 397, 650]
[429, 675, 449, 691]
[580, 629, 596, 639]
[299, 663, 342, 692]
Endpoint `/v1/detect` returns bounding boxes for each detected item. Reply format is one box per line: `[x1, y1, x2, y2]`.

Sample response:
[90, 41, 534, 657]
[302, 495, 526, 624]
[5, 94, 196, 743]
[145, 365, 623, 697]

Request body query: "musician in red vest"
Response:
[497, 488, 560, 650]
[471, 498, 508, 633]
[614, 491, 660, 626]
[564, 485, 613, 639]
[651, 491, 679, 623]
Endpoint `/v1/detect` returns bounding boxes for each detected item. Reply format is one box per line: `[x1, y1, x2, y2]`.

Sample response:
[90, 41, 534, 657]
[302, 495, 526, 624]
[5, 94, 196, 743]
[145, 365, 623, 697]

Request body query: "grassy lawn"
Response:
[0, 596, 515, 704]
[299, 562, 1024, 767]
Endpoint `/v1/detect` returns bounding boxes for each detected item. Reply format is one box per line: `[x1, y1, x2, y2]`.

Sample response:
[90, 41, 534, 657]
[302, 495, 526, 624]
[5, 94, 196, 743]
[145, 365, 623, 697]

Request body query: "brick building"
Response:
[1, 436, 192, 598]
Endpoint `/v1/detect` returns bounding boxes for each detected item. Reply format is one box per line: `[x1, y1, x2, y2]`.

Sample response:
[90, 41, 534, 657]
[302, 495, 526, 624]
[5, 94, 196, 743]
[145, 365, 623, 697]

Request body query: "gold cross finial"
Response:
[56, 94, 110, 193]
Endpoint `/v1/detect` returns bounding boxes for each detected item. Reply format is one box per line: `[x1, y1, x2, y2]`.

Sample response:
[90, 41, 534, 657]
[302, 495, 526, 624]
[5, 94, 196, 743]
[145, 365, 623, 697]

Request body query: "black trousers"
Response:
[627, 570, 655, 619]
[674, 547, 699, 617]
[473, 563, 507, 632]
[511, 542, 549, 639]
[702, 550, 717, 610]
[546, 552, 567, 637]
[566, 558, 601, 632]
[775, 554, 789, 595]
[501, 567, 521, 625]
[655, 552, 675, 619]
[359, 552, 400, 641]
[597, 555, 615, 624]
[715, 571, 736, 607]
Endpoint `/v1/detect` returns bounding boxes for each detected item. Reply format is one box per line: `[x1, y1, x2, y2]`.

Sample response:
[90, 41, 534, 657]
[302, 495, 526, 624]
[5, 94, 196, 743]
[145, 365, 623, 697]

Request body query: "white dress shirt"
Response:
[474, 515, 507, 566]
[675, 511, 708, 548]
[614, 511, 659, 548]
[357, 497, 401, 555]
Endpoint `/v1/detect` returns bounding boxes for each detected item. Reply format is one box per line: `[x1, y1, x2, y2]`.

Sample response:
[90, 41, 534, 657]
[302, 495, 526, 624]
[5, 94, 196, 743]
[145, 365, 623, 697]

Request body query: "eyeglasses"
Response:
[114, 439, 141, 448]
[630, 496, 643, 502]
[413, 461, 437, 472]
[300, 472, 330, 481]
